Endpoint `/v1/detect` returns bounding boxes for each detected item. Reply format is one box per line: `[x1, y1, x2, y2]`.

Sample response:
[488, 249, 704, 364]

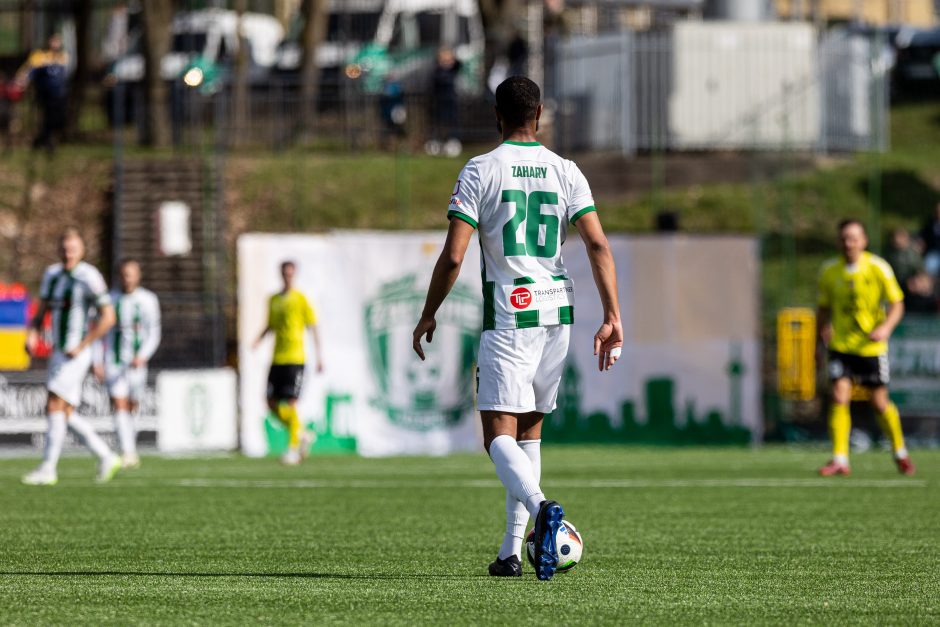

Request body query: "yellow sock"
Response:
[876, 402, 906, 457]
[829, 403, 851, 461]
[277, 402, 301, 449]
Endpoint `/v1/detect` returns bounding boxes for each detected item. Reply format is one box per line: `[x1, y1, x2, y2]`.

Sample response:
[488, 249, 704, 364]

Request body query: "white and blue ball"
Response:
[525, 520, 583, 573]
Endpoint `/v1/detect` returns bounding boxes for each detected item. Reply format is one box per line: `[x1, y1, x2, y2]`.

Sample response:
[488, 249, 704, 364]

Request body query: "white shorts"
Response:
[476, 325, 571, 414]
[47, 349, 92, 408]
[105, 363, 148, 402]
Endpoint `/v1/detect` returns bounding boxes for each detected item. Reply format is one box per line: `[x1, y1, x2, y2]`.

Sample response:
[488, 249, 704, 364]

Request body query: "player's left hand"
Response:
[412, 316, 436, 361]
[131, 356, 146, 368]
[594, 320, 624, 371]
[869, 325, 891, 343]
[65, 345, 83, 359]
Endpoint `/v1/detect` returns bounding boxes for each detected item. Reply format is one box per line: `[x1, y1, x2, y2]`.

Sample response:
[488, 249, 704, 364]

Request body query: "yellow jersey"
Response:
[817, 251, 903, 357]
[268, 289, 317, 365]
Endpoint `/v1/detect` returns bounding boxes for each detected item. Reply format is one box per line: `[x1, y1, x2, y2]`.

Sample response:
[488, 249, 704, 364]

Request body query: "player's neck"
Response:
[502, 127, 538, 145]
[62, 260, 80, 272]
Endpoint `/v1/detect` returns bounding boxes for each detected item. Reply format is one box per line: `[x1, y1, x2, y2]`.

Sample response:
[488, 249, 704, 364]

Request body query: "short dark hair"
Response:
[281, 260, 296, 272]
[495, 76, 541, 129]
[838, 218, 867, 235]
[120, 257, 140, 268]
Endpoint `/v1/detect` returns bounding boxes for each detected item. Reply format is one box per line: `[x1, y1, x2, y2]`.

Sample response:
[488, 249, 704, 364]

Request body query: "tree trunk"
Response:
[141, 0, 173, 147]
[68, 0, 94, 139]
[299, 0, 329, 134]
[232, 0, 250, 144]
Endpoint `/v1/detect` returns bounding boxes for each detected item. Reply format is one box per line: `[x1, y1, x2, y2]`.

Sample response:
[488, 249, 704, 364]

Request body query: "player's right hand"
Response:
[25, 328, 39, 356]
[93, 364, 105, 382]
[412, 316, 436, 361]
[594, 319, 624, 372]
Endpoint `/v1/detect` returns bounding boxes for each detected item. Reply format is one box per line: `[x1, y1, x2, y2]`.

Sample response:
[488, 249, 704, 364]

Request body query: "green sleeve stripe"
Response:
[552, 274, 568, 281]
[513, 276, 535, 286]
[447, 210, 478, 229]
[570, 205, 596, 224]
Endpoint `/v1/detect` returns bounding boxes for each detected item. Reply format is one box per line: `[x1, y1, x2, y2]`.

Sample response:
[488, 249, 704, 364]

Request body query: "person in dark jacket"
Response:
[16, 33, 69, 153]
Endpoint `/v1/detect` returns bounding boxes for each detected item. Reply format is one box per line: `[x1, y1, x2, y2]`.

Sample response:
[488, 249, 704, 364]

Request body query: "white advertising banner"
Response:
[238, 233, 484, 457]
[238, 232, 762, 457]
[157, 369, 238, 452]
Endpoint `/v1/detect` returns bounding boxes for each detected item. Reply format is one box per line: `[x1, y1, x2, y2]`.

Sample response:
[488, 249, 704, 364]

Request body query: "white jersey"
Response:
[39, 261, 112, 353]
[103, 287, 162, 365]
[448, 141, 595, 330]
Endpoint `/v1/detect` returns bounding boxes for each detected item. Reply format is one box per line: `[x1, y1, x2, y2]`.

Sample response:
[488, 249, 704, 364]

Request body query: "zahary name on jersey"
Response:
[511, 165, 548, 179]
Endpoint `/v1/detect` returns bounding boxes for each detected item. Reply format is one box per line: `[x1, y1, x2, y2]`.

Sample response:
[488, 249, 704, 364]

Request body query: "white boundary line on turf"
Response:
[170, 478, 928, 489]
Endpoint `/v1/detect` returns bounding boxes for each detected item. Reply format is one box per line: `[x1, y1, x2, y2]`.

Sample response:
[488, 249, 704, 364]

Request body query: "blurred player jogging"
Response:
[93, 259, 161, 469]
[253, 261, 324, 465]
[22, 228, 121, 485]
[413, 76, 623, 580]
[817, 219, 915, 477]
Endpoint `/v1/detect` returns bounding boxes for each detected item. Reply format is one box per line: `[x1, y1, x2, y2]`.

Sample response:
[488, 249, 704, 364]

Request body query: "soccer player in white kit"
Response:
[93, 258, 161, 468]
[22, 228, 122, 485]
[412, 77, 623, 580]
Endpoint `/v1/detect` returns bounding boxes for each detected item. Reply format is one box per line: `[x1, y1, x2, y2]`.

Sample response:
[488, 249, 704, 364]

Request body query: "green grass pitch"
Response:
[1, 447, 937, 625]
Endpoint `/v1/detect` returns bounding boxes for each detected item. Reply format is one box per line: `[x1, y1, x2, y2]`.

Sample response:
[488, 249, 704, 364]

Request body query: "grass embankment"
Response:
[2, 103, 938, 313]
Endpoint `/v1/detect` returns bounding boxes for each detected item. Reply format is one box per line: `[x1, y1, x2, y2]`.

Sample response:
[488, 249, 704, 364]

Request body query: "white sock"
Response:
[114, 409, 136, 456]
[67, 415, 113, 461]
[498, 439, 542, 560]
[40, 411, 67, 472]
[894, 447, 908, 460]
[833, 453, 849, 465]
[489, 434, 545, 519]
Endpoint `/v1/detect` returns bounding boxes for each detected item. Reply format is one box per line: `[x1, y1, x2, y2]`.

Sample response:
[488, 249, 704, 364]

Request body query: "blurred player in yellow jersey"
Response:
[817, 219, 915, 476]
[253, 261, 324, 465]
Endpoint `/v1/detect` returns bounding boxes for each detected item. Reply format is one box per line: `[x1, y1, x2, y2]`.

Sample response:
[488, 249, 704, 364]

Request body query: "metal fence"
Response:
[551, 23, 890, 155]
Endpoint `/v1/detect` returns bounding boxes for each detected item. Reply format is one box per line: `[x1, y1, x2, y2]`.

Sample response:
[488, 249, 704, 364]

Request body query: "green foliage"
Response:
[0, 449, 936, 624]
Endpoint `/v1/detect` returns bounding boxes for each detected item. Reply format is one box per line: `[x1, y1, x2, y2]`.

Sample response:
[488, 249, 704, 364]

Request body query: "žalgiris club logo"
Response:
[364, 273, 481, 431]
[510, 287, 532, 310]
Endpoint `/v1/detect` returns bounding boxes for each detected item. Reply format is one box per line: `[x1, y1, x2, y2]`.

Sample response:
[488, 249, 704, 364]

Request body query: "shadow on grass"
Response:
[0, 571, 494, 580]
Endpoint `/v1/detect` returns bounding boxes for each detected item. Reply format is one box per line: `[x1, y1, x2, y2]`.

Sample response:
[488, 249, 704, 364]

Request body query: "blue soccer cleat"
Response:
[533, 500, 565, 580]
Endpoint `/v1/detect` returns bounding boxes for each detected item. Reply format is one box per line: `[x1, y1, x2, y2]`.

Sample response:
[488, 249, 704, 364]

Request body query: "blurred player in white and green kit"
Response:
[94, 258, 161, 469]
[413, 76, 623, 580]
[23, 228, 122, 485]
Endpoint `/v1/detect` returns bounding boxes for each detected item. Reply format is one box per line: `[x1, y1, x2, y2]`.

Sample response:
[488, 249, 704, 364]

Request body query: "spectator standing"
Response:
[0, 70, 24, 155]
[884, 228, 923, 288]
[919, 201, 940, 276]
[426, 47, 462, 157]
[16, 33, 69, 154]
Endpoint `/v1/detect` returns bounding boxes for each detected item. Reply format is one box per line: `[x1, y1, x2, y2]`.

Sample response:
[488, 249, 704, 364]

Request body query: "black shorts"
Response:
[267, 364, 305, 401]
[827, 351, 889, 387]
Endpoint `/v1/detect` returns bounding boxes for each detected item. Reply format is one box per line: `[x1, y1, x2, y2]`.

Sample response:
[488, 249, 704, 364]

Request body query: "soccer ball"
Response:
[525, 520, 583, 573]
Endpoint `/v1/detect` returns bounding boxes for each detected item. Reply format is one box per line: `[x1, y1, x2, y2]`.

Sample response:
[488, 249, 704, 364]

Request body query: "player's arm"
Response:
[816, 306, 832, 346]
[870, 300, 904, 343]
[134, 295, 162, 368]
[70, 303, 115, 358]
[253, 303, 272, 350]
[25, 300, 48, 356]
[309, 324, 324, 372]
[412, 218, 475, 360]
[870, 263, 905, 343]
[575, 211, 623, 371]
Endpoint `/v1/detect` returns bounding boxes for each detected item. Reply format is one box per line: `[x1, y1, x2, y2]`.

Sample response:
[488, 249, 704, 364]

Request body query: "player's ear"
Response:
[494, 107, 502, 135]
[534, 104, 543, 132]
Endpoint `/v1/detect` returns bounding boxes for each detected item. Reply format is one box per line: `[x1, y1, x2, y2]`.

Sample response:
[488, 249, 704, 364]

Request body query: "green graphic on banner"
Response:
[265, 391, 357, 455]
[547, 347, 751, 445]
[889, 316, 940, 417]
[364, 274, 481, 431]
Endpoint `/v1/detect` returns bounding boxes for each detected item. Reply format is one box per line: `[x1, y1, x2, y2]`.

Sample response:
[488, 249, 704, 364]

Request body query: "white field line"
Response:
[167, 478, 929, 489]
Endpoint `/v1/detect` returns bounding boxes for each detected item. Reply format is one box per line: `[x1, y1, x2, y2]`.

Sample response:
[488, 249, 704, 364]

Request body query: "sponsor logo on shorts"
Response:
[510, 287, 532, 310]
